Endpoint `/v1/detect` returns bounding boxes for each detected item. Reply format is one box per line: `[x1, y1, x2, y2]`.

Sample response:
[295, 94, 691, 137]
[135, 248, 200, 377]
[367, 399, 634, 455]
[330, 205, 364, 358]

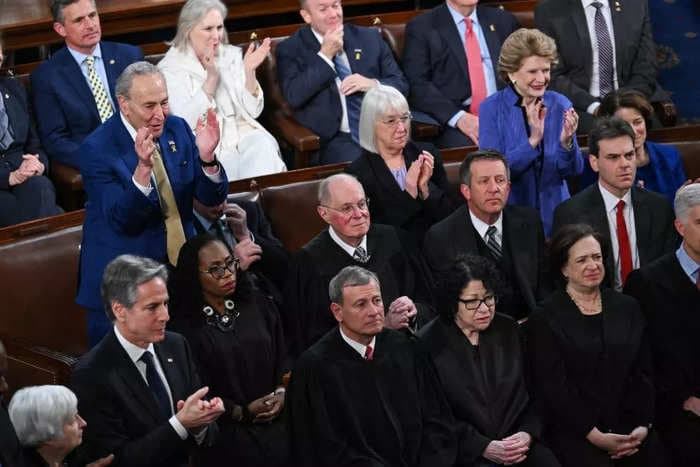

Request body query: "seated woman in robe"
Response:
[170, 234, 288, 467]
[0, 38, 61, 226]
[576, 90, 688, 203]
[419, 255, 560, 467]
[346, 84, 454, 242]
[158, 0, 286, 180]
[479, 29, 583, 236]
[528, 223, 669, 467]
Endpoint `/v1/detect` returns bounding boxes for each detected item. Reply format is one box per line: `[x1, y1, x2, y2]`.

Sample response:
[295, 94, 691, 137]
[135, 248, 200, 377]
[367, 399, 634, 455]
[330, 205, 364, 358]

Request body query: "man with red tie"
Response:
[402, 0, 518, 148]
[552, 116, 678, 290]
[288, 265, 457, 467]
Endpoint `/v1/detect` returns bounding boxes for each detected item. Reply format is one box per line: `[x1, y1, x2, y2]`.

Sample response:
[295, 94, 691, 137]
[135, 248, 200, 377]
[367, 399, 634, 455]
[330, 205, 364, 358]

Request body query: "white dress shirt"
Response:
[68, 43, 115, 108]
[339, 327, 377, 358]
[598, 183, 639, 290]
[581, 0, 619, 114]
[469, 208, 504, 249]
[312, 28, 351, 134]
[329, 226, 369, 258]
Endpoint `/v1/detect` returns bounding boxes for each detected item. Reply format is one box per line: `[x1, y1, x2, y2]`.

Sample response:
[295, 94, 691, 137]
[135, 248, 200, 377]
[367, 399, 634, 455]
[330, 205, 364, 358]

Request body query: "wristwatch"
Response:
[200, 156, 219, 168]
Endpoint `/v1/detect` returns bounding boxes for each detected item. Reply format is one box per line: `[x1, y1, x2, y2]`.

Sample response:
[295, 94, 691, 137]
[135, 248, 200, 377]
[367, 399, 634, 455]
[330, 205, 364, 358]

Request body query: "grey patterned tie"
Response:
[592, 2, 615, 97]
[485, 225, 502, 261]
[0, 94, 14, 151]
[353, 246, 370, 264]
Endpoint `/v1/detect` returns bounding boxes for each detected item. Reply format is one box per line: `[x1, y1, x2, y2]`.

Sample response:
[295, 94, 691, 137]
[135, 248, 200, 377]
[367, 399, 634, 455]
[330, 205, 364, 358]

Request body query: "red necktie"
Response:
[364, 345, 373, 361]
[616, 200, 633, 286]
[464, 18, 487, 116]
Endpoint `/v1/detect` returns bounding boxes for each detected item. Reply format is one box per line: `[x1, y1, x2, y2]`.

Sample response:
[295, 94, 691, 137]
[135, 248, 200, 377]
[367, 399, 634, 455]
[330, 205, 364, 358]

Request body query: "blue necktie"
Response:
[332, 54, 362, 143]
[140, 351, 171, 420]
[0, 94, 14, 151]
[592, 2, 615, 97]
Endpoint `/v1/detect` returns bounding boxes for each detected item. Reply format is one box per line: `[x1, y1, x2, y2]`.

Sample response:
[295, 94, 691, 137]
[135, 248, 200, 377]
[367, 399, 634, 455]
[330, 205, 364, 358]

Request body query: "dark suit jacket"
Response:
[76, 114, 228, 311]
[424, 204, 550, 317]
[71, 330, 216, 467]
[402, 4, 519, 126]
[552, 184, 678, 288]
[535, 0, 661, 111]
[275, 24, 408, 142]
[624, 253, 700, 423]
[0, 404, 23, 467]
[0, 78, 48, 190]
[30, 42, 143, 168]
[345, 141, 455, 242]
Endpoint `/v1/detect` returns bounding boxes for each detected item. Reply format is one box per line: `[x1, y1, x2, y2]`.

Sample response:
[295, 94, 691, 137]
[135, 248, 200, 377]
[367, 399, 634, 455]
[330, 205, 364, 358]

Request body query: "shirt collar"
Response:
[446, 2, 479, 27]
[119, 112, 139, 142]
[339, 327, 377, 358]
[68, 43, 103, 67]
[193, 209, 214, 231]
[676, 244, 700, 281]
[328, 226, 368, 257]
[598, 182, 632, 214]
[114, 325, 156, 364]
[468, 207, 503, 239]
[582, 0, 607, 9]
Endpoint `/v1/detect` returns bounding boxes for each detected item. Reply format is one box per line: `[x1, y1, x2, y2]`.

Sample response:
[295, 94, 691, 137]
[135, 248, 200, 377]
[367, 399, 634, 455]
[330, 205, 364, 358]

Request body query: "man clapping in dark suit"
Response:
[71, 255, 224, 467]
[424, 150, 550, 319]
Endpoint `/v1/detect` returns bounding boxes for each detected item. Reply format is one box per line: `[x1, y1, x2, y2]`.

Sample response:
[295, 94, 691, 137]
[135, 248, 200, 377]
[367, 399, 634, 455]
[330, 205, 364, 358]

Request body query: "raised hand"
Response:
[405, 158, 422, 199]
[195, 108, 221, 163]
[202, 49, 220, 99]
[223, 203, 250, 240]
[456, 112, 479, 145]
[243, 37, 271, 74]
[320, 25, 344, 60]
[385, 296, 417, 330]
[416, 151, 434, 198]
[339, 74, 377, 95]
[525, 98, 546, 148]
[175, 386, 225, 429]
[560, 107, 578, 148]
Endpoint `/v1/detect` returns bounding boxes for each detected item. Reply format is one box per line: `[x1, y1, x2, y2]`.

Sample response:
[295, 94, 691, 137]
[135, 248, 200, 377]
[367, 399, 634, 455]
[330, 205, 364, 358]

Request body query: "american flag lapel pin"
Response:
[354, 49, 362, 60]
[489, 24, 495, 32]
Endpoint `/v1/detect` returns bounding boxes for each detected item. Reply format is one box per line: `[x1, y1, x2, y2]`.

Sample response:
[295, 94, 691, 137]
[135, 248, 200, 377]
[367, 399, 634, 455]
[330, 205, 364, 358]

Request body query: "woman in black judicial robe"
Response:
[170, 234, 289, 467]
[527, 224, 668, 467]
[419, 255, 560, 467]
[346, 84, 454, 243]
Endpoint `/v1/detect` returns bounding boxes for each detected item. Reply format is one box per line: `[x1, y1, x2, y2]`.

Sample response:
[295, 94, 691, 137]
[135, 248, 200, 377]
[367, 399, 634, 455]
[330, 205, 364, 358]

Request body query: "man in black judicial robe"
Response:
[288, 266, 457, 467]
[283, 173, 435, 357]
[424, 150, 550, 319]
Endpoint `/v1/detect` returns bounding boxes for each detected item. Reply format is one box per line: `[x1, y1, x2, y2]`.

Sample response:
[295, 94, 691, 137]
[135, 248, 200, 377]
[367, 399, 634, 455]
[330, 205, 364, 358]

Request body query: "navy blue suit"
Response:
[31, 42, 143, 168]
[77, 114, 228, 343]
[276, 24, 408, 163]
[402, 4, 518, 147]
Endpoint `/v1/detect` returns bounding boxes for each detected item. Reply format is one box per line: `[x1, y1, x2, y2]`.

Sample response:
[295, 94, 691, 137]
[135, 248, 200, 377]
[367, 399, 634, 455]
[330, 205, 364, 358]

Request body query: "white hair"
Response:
[358, 84, 410, 154]
[674, 183, 700, 222]
[171, 0, 229, 50]
[9, 385, 78, 447]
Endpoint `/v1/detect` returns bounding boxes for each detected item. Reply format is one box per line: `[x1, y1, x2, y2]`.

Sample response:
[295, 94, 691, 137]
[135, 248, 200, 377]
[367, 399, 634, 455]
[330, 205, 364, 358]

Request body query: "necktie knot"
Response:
[364, 345, 374, 361]
[353, 246, 370, 264]
[591, 1, 603, 10]
[485, 225, 503, 261]
[617, 199, 626, 211]
[464, 17, 473, 33]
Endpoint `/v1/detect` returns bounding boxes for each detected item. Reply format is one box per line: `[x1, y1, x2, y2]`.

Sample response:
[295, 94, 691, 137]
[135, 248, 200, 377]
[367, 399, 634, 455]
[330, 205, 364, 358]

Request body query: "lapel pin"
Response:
[167, 358, 174, 363]
[615, 7, 621, 11]
[489, 24, 495, 32]
[168, 140, 177, 152]
[354, 49, 362, 60]
[4, 94, 8, 99]
[109, 59, 115, 65]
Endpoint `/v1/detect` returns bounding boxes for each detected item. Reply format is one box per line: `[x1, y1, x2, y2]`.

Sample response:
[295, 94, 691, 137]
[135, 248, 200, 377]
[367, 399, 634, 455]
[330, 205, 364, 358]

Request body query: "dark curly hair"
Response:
[437, 255, 506, 321]
[169, 233, 253, 329]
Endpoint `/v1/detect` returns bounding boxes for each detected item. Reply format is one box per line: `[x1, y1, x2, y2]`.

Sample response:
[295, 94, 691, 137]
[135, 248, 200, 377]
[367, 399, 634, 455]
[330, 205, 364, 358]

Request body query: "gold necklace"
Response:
[566, 287, 602, 315]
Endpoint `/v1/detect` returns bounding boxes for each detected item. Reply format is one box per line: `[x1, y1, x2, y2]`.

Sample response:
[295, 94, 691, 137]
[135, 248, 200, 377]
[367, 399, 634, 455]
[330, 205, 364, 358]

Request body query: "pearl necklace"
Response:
[566, 287, 602, 315]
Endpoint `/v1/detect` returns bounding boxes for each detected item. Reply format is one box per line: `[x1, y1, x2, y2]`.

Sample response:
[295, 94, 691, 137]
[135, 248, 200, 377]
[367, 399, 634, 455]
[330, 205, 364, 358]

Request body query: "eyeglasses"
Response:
[458, 295, 498, 311]
[320, 198, 370, 216]
[380, 112, 412, 127]
[200, 257, 240, 279]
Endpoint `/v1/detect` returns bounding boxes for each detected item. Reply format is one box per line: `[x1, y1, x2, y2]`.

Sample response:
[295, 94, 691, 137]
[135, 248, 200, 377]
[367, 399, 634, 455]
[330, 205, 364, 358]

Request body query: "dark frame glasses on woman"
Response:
[200, 256, 240, 279]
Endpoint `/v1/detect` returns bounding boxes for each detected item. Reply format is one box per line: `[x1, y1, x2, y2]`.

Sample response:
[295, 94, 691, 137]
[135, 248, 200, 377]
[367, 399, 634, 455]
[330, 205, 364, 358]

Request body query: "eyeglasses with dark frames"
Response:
[200, 257, 240, 280]
[319, 198, 370, 216]
[457, 295, 498, 311]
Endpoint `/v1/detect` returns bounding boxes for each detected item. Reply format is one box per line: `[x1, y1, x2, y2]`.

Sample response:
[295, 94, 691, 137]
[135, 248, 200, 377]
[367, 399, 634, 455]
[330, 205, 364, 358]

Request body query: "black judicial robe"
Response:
[419, 314, 542, 466]
[283, 224, 435, 357]
[0, 404, 23, 467]
[288, 328, 457, 467]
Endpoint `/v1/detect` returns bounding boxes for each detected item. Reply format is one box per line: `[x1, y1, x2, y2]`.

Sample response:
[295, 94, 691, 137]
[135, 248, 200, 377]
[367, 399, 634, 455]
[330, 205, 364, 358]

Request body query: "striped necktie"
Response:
[485, 225, 502, 261]
[332, 54, 362, 143]
[0, 93, 14, 151]
[592, 2, 615, 97]
[85, 56, 114, 123]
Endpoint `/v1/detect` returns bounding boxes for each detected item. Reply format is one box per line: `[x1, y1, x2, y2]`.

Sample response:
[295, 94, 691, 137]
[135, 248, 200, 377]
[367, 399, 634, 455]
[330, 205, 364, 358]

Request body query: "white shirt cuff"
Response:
[169, 415, 188, 440]
[202, 166, 222, 182]
[587, 101, 601, 115]
[448, 110, 466, 128]
[316, 51, 335, 69]
[132, 175, 153, 196]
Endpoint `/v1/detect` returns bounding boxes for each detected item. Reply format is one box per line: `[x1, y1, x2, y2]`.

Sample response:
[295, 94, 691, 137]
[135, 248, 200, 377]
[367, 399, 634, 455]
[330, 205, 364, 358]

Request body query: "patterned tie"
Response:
[332, 54, 362, 143]
[85, 56, 114, 123]
[485, 225, 502, 261]
[353, 245, 370, 264]
[591, 2, 615, 97]
[151, 143, 186, 265]
[139, 351, 171, 420]
[464, 18, 487, 116]
[0, 94, 14, 151]
[364, 345, 374, 361]
[616, 200, 633, 286]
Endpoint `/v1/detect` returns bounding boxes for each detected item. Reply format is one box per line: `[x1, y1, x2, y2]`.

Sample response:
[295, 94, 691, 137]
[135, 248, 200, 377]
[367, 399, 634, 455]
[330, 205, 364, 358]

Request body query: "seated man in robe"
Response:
[283, 173, 435, 358]
[288, 266, 457, 467]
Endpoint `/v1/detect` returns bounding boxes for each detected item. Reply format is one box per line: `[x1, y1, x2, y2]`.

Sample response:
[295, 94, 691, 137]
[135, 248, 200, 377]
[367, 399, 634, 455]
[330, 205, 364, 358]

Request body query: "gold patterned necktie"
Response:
[151, 143, 186, 265]
[85, 55, 114, 123]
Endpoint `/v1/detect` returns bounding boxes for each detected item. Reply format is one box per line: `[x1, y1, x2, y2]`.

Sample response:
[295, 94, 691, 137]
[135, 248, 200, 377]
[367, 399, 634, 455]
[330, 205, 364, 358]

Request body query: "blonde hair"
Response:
[498, 28, 558, 83]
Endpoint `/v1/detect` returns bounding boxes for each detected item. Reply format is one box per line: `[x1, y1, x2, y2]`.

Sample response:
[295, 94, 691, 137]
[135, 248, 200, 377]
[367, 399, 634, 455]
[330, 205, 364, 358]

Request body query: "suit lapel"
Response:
[0, 81, 26, 139]
[503, 208, 535, 306]
[569, 0, 594, 86]
[452, 206, 481, 256]
[630, 188, 651, 265]
[155, 342, 185, 405]
[434, 5, 470, 82]
[477, 7, 503, 83]
[100, 42, 120, 97]
[609, 2, 627, 83]
[56, 48, 101, 122]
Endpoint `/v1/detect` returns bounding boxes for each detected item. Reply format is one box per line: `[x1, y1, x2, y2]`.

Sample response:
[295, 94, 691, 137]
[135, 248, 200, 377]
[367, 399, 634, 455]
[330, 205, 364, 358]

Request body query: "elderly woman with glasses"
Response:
[8, 385, 113, 467]
[158, 0, 286, 180]
[346, 84, 454, 242]
[169, 234, 288, 466]
[419, 255, 560, 467]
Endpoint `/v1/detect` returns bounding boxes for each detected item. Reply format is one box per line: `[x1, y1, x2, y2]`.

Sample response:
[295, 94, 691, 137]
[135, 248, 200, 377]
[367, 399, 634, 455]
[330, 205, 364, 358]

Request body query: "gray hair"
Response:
[358, 84, 410, 154]
[9, 385, 78, 447]
[674, 183, 700, 222]
[329, 266, 380, 304]
[51, 0, 96, 23]
[101, 255, 168, 321]
[317, 173, 361, 205]
[115, 61, 165, 99]
[171, 0, 229, 50]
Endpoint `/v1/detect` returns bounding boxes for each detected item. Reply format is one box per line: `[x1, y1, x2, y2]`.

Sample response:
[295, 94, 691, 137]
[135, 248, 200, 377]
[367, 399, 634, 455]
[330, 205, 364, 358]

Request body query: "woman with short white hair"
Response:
[158, 0, 286, 180]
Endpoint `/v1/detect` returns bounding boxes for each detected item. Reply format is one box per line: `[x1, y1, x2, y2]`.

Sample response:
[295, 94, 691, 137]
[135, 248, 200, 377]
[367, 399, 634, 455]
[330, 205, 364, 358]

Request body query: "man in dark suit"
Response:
[31, 0, 143, 168]
[192, 198, 289, 301]
[535, 0, 665, 133]
[77, 61, 228, 347]
[552, 117, 678, 290]
[276, 0, 408, 165]
[402, 0, 519, 148]
[288, 266, 457, 466]
[624, 183, 700, 467]
[71, 255, 225, 467]
[424, 150, 549, 319]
